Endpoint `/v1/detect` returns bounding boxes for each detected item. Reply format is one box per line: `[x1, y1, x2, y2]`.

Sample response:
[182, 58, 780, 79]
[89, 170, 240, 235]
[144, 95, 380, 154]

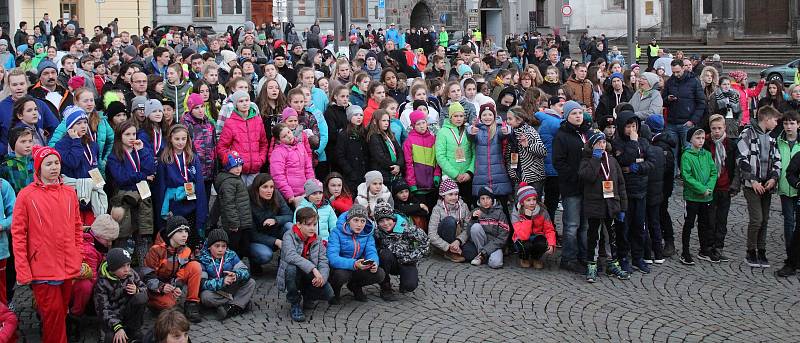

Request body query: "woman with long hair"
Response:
[256, 78, 288, 155]
[248, 173, 293, 271]
[758, 80, 788, 112]
[367, 109, 404, 183]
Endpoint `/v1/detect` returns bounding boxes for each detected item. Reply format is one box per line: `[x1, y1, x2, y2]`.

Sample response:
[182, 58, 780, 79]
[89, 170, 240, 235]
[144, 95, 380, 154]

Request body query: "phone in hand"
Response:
[362, 259, 375, 266]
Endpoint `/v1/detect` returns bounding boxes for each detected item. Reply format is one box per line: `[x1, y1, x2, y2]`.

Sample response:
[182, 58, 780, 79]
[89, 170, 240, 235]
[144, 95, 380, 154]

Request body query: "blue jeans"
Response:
[250, 222, 293, 265]
[666, 123, 690, 175]
[781, 195, 797, 255]
[561, 195, 588, 263]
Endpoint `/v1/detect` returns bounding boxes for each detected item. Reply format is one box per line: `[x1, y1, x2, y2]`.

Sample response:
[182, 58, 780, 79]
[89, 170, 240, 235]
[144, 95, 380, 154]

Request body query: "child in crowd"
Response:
[199, 229, 256, 320]
[392, 179, 430, 230]
[680, 127, 718, 266]
[69, 214, 119, 340]
[270, 123, 315, 207]
[367, 109, 405, 182]
[0, 127, 34, 193]
[335, 105, 369, 193]
[142, 216, 203, 323]
[467, 187, 510, 268]
[248, 173, 294, 271]
[137, 99, 167, 161]
[181, 92, 217, 193]
[436, 102, 475, 205]
[324, 172, 354, 215]
[428, 178, 472, 262]
[295, 179, 338, 242]
[93, 248, 148, 343]
[0, 177, 12, 307]
[146, 308, 191, 343]
[373, 201, 429, 301]
[403, 110, 440, 211]
[11, 95, 48, 146]
[215, 151, 253, 255]
[216, 90, 268, 186]
[278, 207, 334, 322]
[327, 204, 385, 303]
[645, 115, 678, 257]
[357, 170, 394, 218]
[505, 106, 547, 193]
[156, 125, 208, 247]
[777, 111, 800, 260]
[704, 114, 739, 263]
[578, 132, 630, 281]
[511, 182, 556, 269]
[737, 106, 782, 267]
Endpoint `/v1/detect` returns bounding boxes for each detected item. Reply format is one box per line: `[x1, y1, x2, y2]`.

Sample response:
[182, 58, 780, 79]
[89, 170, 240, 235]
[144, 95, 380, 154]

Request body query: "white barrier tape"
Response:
[720, 60, 773, 67]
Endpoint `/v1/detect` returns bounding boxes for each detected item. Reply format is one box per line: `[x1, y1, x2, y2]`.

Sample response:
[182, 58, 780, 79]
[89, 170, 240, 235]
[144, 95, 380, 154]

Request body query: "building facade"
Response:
[5, 0, 152, 37]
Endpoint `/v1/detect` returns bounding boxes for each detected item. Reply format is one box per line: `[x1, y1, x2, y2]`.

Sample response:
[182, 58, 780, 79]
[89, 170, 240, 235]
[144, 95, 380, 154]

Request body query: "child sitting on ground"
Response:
[198, 229, 256, 321]
[467, 187, 510, 268]
[511, 183, 556, 270]
[373, 200, 429, 301]
[428, 178, 472, 263]
[356, 170, 394, 218]
[93, 248, 148, 343]
[392, 179, 430, 230]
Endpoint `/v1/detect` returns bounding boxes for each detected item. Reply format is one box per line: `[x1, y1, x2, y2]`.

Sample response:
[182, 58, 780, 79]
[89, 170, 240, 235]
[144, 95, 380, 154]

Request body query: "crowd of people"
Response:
[0, 14, 796, 343]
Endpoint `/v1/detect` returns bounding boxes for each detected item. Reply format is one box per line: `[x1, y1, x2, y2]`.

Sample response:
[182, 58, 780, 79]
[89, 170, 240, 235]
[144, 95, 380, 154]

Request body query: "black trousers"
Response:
[543, 176, 560, 224]
[378, 249, 419, 292]
[587, 218, 618, 262]
[437, 216, 478, 260]
[329, 268, 386, 295]
[709, 191, 731, 250]
[682, 201, 713, 255]
[513, 235, 548, 260]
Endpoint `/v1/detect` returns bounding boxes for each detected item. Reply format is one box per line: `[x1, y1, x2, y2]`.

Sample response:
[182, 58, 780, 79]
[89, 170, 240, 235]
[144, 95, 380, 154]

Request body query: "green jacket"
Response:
[777, 134, 800, 196]
[435, 118, 475, 179]
[681, 146, 718, 202]
[438, 31, 449, 47]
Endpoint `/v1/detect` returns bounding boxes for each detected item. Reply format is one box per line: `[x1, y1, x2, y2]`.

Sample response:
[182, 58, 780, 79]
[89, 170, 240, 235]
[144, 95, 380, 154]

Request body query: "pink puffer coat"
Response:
[216, 107, 268, 174]
[270, 133, 315, 200]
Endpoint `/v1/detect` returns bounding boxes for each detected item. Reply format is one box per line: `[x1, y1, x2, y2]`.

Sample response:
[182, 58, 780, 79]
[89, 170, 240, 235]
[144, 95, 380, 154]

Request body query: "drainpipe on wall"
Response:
[152, 0, 157, 27]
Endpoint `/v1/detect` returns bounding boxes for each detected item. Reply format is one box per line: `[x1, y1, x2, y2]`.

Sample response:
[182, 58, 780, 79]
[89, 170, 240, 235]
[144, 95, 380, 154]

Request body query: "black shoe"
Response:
[348, 285, 368, 302]
[663, 241, 675, 257]
[328, 296, 341, 305]
[184, 301, 203, 323]
[66, 315, 81, 342]
[215, 305, 229, 321]
[250, 263, 264, 276]
[777, 264, 796, 277]
[380, 288, 397, 302]
[697, 251, 712, 262]
[227, 304, 244, 318]
[716, 249, 730, 262]
[758, 250, 770, 268]
[746, 249, 760, 267]
[709, 250, 722, 263]
[680, 254, 695, 265]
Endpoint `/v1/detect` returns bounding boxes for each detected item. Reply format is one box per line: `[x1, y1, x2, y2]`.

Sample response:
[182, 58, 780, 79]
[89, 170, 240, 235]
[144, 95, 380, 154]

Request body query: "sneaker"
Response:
[643, 259, 654, 264]
[716, 250, 730, 262]
[348, 285, 368, 302]
[653, 250, 665, 264]
[697, 251, 712, 262]
[708, 250, 722, 263]
[619, 258, 633, 274]
[445, 251, 466, 263]
[290, 303, 306, 322]
[663, 241, 676, 257]
[470, 254, 484, 266]
[758, 250, 770, 268]
[633, 258, 651, 274]
[606, 260, 630, 280]
[380, 288, 397, 302]
[227, 305, 244, 318]
[215, 305, 229, 321]
[746, 250, 760, 267]
[184, 301, 203, 323]
[586, 262, 598, 283]
[777, 264, 797, 277]
[680, 254, 696, 265]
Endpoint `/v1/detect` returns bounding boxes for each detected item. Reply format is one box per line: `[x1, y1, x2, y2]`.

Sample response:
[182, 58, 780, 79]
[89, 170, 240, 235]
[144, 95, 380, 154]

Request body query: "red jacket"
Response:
[512, 208, 556, 246]
[0, 302, 17, 342]
[216, 107, 269, 174]
[80, 232, 105, 284]
[12, 175, 83, 284]
[362, 98, 380, 128]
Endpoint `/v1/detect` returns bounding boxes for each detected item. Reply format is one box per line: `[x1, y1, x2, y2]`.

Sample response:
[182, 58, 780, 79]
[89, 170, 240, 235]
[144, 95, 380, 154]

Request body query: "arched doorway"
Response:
[410, 1, 433, 30]
[480, 0, 503, 44]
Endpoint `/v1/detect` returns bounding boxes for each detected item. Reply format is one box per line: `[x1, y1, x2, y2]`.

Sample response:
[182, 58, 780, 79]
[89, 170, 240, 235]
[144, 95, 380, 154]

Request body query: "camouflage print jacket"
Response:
[374, 214, 430, 264]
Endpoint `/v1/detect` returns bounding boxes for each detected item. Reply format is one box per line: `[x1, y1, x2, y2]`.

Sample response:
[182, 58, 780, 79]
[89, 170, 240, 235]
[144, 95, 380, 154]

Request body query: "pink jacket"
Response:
[270, 134, 314, 200]
[732, 79, 764, 126]
[80, 232, 104, 284]
[216, 108, 269, 174]
[403, 129, 440, 189]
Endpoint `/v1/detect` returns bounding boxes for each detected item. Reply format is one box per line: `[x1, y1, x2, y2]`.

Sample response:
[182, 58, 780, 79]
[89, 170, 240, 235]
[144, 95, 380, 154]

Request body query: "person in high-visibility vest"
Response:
[635, 42, 641, 63]
[647, 38, 659, 69]
[438, 26, 449, 48]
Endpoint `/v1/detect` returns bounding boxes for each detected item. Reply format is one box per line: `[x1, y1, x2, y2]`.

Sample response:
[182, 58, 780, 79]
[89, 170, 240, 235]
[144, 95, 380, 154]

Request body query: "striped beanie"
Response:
[516, 182, 538, 207]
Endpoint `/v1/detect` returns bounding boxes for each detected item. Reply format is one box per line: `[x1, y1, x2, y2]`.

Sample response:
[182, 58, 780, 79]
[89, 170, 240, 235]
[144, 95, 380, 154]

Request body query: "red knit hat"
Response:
[439, 178, 459, 197]
[516, 182, 538, 207]
[32, 145, 61, 176]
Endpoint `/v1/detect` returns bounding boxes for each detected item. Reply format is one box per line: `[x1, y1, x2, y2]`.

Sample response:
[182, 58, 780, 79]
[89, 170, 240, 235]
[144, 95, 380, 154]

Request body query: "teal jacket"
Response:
[49, 114, 114, 175]
[294, 197, 338, 241]
[778, 134, 800, 197]
[681, 147, 718, 202]
[0, 179, 14, 260]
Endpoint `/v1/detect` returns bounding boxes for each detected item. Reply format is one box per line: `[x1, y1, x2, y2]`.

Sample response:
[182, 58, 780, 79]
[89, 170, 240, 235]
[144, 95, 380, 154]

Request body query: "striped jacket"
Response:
[505, 124, 547, 185]
[736, 124, 781, 188]
[403, 129, 440, 191]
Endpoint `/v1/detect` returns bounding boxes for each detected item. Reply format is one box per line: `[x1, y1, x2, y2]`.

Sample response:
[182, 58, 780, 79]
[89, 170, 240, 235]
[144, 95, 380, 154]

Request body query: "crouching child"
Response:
[94, 248, 148, 343]
[467, 187, 510, 268]
[512, 183, 557, 269]
[372, 201, 430, 301]
[198, 229, 256, 321]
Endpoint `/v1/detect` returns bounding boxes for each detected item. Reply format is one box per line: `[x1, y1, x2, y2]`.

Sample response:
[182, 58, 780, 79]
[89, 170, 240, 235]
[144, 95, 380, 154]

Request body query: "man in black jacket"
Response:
[662, 59, 706, 174]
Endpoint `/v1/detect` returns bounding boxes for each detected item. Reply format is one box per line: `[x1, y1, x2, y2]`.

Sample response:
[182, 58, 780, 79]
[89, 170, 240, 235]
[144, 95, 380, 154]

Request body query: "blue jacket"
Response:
[662, 72, 706, 125]
[0, 96, 59, 159]
[48, 114, 114, 175]
[469, 123, 513, 197]
[137, 128, 166, 162]
[294, 197, 338, 241]
[155, 154, 207, 232]
[54, 136, 100, 178]
[534, 110, 562, 176]
[390, 119, 407, 146]
[0, 179, 15, 260]
[198, 248, 250, 291]
[386, 28, 401, 46]
[106, 148, 156, 191]
[310, 87, 329, 115]
[327, 211, 379, 270]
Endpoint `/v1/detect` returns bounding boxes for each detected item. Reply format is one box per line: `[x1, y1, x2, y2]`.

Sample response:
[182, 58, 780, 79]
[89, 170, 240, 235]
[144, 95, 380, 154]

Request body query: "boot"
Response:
[184, 301, 203, 323]
[444, 251, 465, 263]
[66, 314, 81, 342]
[518, 257, 531, 268]
[531, 259, 544, 269]
[663, 241, 676, 257]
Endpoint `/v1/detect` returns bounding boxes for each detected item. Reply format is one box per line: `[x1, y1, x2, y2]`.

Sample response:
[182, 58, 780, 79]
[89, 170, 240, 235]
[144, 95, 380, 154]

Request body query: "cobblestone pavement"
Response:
[12, 185, 800, 342]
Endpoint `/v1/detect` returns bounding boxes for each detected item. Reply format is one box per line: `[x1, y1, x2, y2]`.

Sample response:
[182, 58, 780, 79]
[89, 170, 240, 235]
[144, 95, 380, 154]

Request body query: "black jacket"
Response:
[612, 111, 655, 198]
[335, 128, 370, 191]
[662, 72, 706, 125]
[651, 132, 676, 198]
[368, 132, 405, 182]
[578, 148, 628, 219]
[552, 120, 591, 197]
[595, 86, 633, 119]
[323, 103, 348, 166]
[646, 144, 665, 205]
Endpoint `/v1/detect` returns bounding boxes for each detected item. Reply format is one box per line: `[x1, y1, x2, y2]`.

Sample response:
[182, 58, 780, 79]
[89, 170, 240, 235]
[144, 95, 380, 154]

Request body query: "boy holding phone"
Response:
[327, 204, 385, 304]
[198, 229, 256, 321]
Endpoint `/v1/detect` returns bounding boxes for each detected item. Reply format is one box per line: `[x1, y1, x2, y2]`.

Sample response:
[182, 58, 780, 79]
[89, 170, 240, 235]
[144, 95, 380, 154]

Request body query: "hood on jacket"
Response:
[336, 209, 375, 237]
[299, 196, 332, 210]
[377, 213, 408, 235]
[615, 110, 639, 139]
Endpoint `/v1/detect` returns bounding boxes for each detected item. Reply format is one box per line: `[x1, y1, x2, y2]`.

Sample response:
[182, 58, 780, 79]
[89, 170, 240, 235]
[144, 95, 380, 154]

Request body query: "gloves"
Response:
[434, 176, 441, 187]
[616, 211, 625, 222]
[409, 185, 418, 192]
[592, 149, 604, 159]
[79, 262, 93, 280]
[629, 163, 640, 173]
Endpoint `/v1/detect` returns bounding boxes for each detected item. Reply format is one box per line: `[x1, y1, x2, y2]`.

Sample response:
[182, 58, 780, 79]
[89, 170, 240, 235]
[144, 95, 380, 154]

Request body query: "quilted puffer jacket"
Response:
[216, 107, 268, 174]
[373, 214, 430, 264]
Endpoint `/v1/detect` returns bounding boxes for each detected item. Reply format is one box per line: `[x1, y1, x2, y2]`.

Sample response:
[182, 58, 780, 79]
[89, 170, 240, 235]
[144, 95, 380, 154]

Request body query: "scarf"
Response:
[544, 75, 559, 83]
[713, 132, 727, 172]
[292, 225, 317, 258]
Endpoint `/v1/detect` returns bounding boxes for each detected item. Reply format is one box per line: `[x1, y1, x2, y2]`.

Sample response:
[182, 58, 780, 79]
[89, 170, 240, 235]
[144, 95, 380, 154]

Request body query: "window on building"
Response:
[167, 0, 181, 14]
[703, 0, 712, 14]
[318, 0, 333, 19]
[608, 0, 625, 10]
[352, 0, 367, 20]
[193, 0, 215, 19]
[222, 0, 243, 14]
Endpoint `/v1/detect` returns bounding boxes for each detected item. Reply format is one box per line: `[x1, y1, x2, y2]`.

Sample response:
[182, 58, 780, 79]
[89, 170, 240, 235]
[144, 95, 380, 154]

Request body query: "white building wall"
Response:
[566, 0, 662, 38]
[154, 0, 247, 33]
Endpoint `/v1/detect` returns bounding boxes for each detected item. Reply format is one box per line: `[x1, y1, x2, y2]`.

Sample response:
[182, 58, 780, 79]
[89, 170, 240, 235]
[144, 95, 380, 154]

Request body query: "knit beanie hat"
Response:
[641, 72, 660, 88]
[281, 107, 299, 122]
[373, 200, 395, 222]
[609, 72, 624, 82]
[161, 216, 190, 243]
[409, 110, 426, 125]
[206, 229, 229, 246]
[106, 248, 132, 272]
[32, 145, 61, 176]
[645, 114, 665, 133]
[180, 48, 195, 61]
[687, 127, 705, 142]
[562, 100, 582, 117]
[439, 178, 459, 197]
[598, 115, 616, 131]
[105, 101, 127, 118]
[348, 204, 369, 221]
[123, 45, 138, 58]
[346, 105, 364, 122]
[186, 93, 205, 113]
[479, 103, 496, 117]
[223, 151, 245, 171]
[37, 59, 57, 76]
[131, 96, 147, 112]
[588, 131, 606, 147]
[477, 186, 495, 201]
[304, 179, 323, 197]
[412, 100, 427, 110]
[457, 64, 472, 77]
[448, 102, 465, 116]
[244, 21, 255, 32]
[516, 182, 538, 206]
[63, 105, 88, 130]
[391, 179, 410, 195]
[365, 170, 383, 185]
[230, 90, 250, 107]
[144, 99, 163, 119]
[67, 75, 85, 90]
[91, 214, 120, 241]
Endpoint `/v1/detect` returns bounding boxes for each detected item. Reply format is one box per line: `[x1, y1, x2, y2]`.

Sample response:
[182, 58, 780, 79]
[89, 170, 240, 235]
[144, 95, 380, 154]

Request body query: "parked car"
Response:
[446, 31, 466, 58]
[760, 58, 799, 86]
[153, 25, 216, 44]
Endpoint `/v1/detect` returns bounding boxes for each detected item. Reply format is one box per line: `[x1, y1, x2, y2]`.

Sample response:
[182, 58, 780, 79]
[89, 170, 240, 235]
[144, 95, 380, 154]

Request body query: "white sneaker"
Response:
[653, 258, 665, 264]
[471, 255, 483, 266]
[643, 259, 654, 264]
